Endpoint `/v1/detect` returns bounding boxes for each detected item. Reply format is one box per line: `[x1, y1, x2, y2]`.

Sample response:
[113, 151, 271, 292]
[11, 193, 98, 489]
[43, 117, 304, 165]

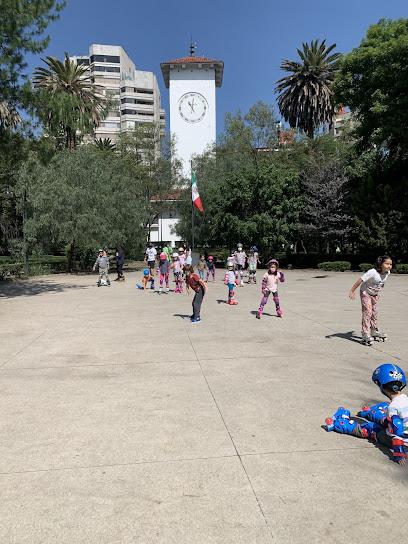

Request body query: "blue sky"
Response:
[25, 0, 408, 137]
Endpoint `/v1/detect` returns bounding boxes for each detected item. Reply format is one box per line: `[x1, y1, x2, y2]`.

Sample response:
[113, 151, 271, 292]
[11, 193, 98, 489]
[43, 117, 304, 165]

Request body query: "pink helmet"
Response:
[268, 259, 279, 267]
[160, 252, 167, 259]
[208, 255, 213, 260]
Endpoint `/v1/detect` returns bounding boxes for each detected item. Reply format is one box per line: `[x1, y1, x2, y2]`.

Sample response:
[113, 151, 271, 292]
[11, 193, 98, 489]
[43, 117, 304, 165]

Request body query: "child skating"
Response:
[325, 364, 408, 466]
[233, 243, 247, 287]
[184, 264, 208, 323]
[158, 252, 170, 294]
[256, 259, 285, 319]
[93, 249, 110, 287]
[247, 246, 260, 284]
[137, 269, 154, 290]
[349, 255, 393, 345]
[195, 254, 208, 280]
[224, 258, 239, 305]
[170, 253, 183, 293]
[206, 256, 216, 282]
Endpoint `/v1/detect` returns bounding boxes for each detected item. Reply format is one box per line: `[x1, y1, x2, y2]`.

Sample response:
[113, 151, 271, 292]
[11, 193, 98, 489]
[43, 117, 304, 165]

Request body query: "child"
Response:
[233, 243, 247, 287]
[349, 255, 393, 345]
[158, 251, 170, 294]
[195, 254, 208, 280]
[170, 253, 183, 293]
[206, 256, 216, 282]
[137, 269, 154, 290]
[224, 258, 239, 305]
[93, 249, 110, 286]
[256, 259, 285, 319]
[325, 364, 408, 466]
[184, 264, 208, 323]
[247, 246, 260, 284]
[144, 242, 157, 289]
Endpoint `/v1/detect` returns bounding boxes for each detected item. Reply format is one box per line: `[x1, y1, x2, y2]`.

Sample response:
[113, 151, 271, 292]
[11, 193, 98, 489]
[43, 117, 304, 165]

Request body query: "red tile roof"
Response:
[162, 56, 222, 64]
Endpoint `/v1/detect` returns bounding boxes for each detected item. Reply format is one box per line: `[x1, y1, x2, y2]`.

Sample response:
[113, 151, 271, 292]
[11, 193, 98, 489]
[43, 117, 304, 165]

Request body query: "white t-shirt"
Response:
[386, 393, 408, 446]
[225, 270, 236, 284]
[360, 268, 389, 296]
[145, 247, 157, 262]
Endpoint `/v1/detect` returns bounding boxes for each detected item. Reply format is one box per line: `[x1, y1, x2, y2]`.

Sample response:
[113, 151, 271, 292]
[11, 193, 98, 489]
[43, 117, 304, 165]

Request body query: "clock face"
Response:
[178, 92, 207, 123]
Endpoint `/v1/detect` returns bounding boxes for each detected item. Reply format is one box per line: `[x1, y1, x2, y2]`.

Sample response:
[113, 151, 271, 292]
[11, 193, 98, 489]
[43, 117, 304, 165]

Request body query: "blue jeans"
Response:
[198, 270, 204, 280]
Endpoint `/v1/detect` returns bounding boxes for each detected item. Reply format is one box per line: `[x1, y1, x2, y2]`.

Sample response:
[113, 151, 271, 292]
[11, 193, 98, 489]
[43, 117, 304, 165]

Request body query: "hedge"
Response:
[317, 261, 351, 272]
[359, 263, 372, 273]
[396, 264, 408, 274]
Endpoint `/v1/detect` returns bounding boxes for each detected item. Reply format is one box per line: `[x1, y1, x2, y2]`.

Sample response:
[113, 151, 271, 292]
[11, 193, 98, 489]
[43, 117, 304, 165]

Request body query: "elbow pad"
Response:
[390, 415, 405, 437]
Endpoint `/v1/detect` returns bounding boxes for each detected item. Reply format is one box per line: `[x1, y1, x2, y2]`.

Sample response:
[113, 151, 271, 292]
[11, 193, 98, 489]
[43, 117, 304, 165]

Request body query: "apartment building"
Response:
[71, 44, 165, 141]
[329, 107, 353, 138]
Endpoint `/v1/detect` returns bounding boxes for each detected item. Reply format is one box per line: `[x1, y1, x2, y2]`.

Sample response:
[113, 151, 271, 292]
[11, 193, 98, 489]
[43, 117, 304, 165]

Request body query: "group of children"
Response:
[92, 246, 125, 286]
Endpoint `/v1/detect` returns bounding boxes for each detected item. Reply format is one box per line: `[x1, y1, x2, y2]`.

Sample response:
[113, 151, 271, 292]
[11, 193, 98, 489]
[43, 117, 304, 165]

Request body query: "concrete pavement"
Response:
[1, 269, 408, 543]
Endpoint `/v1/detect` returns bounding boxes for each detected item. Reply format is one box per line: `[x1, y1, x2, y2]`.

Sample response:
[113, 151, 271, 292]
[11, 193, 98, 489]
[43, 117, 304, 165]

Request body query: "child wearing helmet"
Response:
[224, 258, 239, 305]
[195, 254, 208, 280]
[325, 364, 408, 466]
[233, 243, 247, 287]
[93, 249, 110, 287]
[158, 252, 170, 294]
[170, 253, 183, 293]
[206, 256, 216, 283]
[349, 255, 393, 345]
[137, 269, 154, 290]
[256, 259, 285, 319]
[247, 246, 260, 284]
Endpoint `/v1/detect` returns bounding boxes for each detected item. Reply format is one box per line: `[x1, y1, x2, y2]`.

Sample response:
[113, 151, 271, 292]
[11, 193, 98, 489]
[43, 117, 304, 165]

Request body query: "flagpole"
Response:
[191, 161, 195, 251]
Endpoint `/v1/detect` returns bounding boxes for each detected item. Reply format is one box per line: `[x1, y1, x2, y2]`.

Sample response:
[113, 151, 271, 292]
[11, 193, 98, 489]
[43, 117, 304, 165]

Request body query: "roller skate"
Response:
[256, 312, 261, 319]
[179, 286, 183, 293]
[230, 298, 238, 305]
[159, 287, 162, 295]
[325, 407, 351, 431]
[276, 310, 283, 318]
[361, 332, 374, 346]
[174, 286, 179, 293]
[212, 278, 215, 282]
[240, 279, 244, 287]
[358, 402, 388, 424]
[166, 287, 169, 294]
[371, 328, 387, 342]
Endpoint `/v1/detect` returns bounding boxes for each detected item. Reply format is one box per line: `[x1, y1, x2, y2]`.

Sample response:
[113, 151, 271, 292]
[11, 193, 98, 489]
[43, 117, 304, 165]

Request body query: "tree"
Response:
[334, 18, 408, 158]
[0, 101, 22, 128]
[301, 153, 352, 252]
[32, 53, 108, 149]
[275, 40, 342, 138]
[0, 0, 65, 106]
[93, 137, 115, 152]
[18, 147, 146, 269]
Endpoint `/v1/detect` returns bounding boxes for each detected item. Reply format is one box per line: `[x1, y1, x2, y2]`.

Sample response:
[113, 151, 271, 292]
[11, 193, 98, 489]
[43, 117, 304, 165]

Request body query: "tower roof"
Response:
[160, 55, 224, 88]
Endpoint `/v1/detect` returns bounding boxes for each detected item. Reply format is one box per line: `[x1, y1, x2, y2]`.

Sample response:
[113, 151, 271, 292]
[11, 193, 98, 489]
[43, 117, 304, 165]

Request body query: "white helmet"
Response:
[227, 258, 234, 268]
[237, 243, 243, 250]
[172, 253, 179, 258]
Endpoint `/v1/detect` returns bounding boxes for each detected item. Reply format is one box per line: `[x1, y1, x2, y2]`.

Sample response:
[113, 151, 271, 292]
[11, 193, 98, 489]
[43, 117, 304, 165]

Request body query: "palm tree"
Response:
[0, 101, 22, 129]
[93, 137, 116, 152]
[33, 52, 108, 150]
[275, 40, 342, 139]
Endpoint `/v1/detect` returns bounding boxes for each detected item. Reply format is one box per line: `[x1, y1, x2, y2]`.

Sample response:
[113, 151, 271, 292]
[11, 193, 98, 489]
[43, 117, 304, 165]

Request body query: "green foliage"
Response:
[396, 264, 408, 274]
[317, 261, 351, 272]
[334, 18, 408, 157]
[0, 0, 65, 107]
[359, 263, 372, 273]
[18, 147, 146, 265]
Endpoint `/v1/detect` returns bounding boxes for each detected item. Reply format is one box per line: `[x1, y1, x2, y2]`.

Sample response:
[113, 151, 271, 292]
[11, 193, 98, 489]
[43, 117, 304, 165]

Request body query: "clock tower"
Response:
[161, 46, 224, 177]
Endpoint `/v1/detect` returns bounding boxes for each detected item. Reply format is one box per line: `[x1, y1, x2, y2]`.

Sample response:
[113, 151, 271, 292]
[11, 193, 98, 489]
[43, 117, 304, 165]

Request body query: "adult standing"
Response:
[145, 242, 157, 277]
[114, 245, 125, 281]
[185, 245, 192, 266]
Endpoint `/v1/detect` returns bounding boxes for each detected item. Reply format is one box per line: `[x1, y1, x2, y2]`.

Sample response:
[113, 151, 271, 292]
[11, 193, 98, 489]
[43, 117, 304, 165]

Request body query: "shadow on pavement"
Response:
[173, 313, 190, 319]
[250, 310, 275, 317]
[0, 279, 90, 299]
[325, 330, 362, 344]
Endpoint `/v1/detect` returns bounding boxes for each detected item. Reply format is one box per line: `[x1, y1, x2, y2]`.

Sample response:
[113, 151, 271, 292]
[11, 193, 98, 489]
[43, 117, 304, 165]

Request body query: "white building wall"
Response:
[169, 68, 216, 177]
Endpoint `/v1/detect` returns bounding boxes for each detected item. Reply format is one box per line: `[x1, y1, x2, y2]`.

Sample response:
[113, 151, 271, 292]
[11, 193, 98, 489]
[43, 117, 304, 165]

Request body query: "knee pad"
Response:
[260, 297, 268, 306]
[229, 289, 234, 298]
[273, 297, 279, 304]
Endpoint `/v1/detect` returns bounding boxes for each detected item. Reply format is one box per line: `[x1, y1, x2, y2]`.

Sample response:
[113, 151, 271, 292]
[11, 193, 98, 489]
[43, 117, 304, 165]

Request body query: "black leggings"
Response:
[117, 262, 124, 278]
[192, 289, 204, 319]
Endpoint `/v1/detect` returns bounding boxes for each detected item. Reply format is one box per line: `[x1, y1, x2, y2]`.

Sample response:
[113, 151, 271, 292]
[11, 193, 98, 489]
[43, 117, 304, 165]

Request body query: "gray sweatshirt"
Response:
[94, 256, 110, 269]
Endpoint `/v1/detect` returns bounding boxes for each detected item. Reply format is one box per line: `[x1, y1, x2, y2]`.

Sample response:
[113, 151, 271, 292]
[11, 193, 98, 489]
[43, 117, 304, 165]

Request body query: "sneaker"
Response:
[191, 318, 201, 323]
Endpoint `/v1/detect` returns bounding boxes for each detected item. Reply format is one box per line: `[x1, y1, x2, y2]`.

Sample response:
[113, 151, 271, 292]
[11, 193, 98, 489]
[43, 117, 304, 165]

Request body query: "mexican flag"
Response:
[191, 170, 203, 212]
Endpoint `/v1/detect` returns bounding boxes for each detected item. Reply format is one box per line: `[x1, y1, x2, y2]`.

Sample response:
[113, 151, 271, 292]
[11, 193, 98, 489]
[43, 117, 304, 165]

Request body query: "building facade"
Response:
[71, 44, 165, 141]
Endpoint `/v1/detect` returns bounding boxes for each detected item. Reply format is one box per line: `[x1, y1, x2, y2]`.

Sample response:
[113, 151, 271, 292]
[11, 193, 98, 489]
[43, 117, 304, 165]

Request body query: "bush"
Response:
[396, 264, 408, 274]
[359, 263, 372, 273]
[0, 262, 24, 279]
[318, 261, 351, 272]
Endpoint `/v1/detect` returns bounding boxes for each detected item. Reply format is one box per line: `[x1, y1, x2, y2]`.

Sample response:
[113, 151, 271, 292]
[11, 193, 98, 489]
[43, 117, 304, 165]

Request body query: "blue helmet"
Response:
[251, 246, 258, 251]
[143, 269, 149, 275]
[372, 364, 406, 395]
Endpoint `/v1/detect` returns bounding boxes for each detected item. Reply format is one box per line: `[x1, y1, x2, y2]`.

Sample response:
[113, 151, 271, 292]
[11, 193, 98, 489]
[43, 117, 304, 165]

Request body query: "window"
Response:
[92, 65, 120, 73]
[121, 98, 153, 105]
[121, 109, 136, 115]
[90, 54, 120, 63]
[136, 89, 153, 95]
[76, 58, 89, 66]
[104, 122, 120, 129]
